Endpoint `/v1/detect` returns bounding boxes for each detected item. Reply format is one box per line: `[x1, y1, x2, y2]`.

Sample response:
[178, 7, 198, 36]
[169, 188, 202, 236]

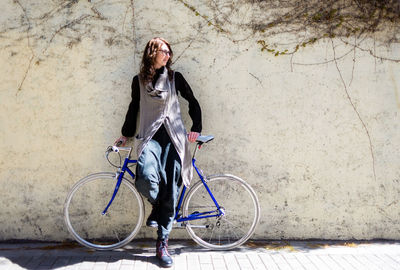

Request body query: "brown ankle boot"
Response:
[156, 238, 173, 268]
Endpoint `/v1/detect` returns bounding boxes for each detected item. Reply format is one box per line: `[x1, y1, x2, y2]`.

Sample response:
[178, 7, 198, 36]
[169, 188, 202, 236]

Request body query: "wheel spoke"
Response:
[208, 224, 215, 244]
[223, 217, 247, 236]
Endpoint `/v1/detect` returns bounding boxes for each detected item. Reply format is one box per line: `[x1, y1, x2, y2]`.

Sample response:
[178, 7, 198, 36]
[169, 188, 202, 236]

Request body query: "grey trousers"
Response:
[135, 125, 182, 239]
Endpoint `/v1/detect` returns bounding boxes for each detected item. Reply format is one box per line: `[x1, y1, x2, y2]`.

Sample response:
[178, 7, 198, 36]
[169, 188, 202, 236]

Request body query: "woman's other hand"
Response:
[188, 132, 200, 143]
[114, 136, 128, 146]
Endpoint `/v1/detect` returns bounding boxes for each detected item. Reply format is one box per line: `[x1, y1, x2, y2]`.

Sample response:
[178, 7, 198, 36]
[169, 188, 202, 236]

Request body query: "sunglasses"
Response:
[158, 49, 171, 56]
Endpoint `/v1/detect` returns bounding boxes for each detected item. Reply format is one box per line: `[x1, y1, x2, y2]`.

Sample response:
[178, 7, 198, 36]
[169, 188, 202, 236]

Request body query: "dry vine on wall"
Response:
[178, 0, 399, 57]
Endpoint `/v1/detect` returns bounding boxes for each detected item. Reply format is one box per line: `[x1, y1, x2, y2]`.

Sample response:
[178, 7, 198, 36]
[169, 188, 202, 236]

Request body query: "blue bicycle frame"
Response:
[102, 150, 225, 222]
[173, 157, 224, 222]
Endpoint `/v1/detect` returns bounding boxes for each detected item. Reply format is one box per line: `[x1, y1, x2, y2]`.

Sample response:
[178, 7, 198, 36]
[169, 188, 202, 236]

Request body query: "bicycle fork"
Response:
[101, 172, 124, 215]
[102, 158, 137, 215]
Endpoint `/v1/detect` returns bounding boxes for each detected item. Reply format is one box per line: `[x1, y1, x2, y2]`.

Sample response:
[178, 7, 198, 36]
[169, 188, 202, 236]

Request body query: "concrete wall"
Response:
[0, 0, 399, 241]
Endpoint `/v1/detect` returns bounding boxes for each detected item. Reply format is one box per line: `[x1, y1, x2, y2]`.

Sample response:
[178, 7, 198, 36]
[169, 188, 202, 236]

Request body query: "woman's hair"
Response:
[139, 37, 174, 84]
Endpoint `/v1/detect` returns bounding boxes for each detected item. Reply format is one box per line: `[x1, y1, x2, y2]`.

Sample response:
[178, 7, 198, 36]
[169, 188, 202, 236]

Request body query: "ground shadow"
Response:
[2, 239, 400, 269]
[0, 241, 159, 270]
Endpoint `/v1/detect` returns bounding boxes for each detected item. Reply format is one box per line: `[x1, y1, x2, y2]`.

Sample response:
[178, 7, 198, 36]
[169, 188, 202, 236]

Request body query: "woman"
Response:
[115, 37, 202, 268]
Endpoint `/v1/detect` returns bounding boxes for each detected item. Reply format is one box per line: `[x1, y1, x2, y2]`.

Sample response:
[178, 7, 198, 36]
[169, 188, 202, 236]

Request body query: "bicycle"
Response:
[63, 135, 260, 250]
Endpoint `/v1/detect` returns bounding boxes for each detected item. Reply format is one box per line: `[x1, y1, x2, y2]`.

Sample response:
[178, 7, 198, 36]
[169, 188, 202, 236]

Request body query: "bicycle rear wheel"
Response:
[64, 172, 144, 250]
[183, 174, 260, 250]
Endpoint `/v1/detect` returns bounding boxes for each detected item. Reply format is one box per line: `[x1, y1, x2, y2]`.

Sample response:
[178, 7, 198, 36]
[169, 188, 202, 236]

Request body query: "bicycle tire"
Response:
[183, 174, 260, 250]
[64, 172, 144, 250]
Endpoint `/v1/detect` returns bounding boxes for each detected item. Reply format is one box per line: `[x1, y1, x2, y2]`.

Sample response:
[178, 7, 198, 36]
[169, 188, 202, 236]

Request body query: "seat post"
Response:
[192, 143, 201, 159]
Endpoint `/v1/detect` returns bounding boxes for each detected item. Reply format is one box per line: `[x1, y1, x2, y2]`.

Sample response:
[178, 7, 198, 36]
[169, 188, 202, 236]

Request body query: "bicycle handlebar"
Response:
[105, 144, 133, 168]
[106, 134, 213, 160]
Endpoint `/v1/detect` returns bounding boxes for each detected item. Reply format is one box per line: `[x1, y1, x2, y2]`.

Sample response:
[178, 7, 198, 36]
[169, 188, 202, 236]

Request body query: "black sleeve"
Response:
[175, 72, 202, 133]
[121, 76, 140, 137]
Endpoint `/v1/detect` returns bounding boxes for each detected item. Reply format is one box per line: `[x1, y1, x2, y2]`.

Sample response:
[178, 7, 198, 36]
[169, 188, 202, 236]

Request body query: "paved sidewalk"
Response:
[1, 240, 400, 270]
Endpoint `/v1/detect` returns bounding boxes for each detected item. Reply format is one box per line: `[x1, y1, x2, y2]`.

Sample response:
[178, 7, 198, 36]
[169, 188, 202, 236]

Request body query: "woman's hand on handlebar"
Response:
[114, 136, 128, 147]
[188, 132, 200, 143]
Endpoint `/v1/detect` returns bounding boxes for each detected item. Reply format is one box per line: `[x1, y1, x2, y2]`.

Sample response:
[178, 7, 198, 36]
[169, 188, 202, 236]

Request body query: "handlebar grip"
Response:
[111, 140, 123, 152]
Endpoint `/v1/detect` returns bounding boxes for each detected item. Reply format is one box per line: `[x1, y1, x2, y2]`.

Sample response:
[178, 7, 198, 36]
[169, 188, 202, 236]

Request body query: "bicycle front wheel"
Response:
[183, 174, 260, 250]
[64, 172, 144, 250]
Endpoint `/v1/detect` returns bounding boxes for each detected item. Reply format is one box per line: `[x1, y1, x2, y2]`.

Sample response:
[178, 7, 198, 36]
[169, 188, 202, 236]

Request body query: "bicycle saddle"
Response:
[196, 135, 214, 144]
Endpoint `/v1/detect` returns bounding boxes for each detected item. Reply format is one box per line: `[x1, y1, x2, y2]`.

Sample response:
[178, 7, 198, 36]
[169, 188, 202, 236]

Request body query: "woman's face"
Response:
[153, 43, 170, 69]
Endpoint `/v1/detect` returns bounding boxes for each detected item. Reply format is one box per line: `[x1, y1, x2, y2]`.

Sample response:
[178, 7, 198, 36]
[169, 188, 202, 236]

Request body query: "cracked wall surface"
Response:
[0, 0, 399, 241]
